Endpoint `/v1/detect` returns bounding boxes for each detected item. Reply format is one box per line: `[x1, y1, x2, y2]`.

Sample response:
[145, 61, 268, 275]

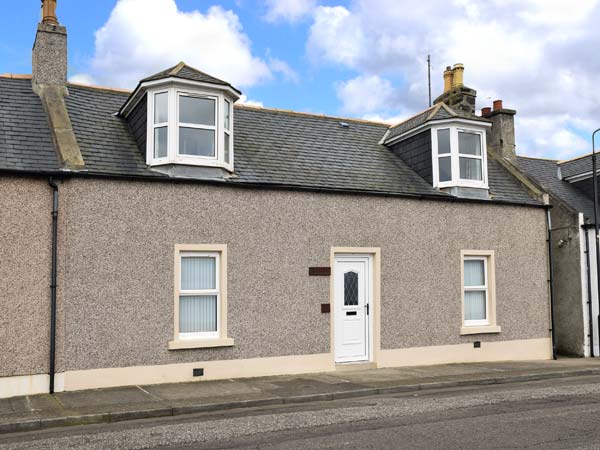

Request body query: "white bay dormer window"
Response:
[431, 124, 488, 189]
[147, 87, 234, 171]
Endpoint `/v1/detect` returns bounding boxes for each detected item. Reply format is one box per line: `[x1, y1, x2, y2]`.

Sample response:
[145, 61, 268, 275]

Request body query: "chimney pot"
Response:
[41, 0, 59, 25]
[493, 99, 503, 111]
[481, 107, 492, 116]
[443, 67, 454, 93]
[451, 63, 464, 88]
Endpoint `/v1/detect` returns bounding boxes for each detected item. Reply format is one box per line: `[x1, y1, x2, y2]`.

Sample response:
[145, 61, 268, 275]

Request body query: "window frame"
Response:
[176, 92, 218, 161]
[462, 256, 488, 327]
[431, 124, 488, 189]
[170, 244, 234, 350]
[460, 250, 501, 335]
[150, 90, 170, 164]
[146, 86, 235, 172]
[178, 251, 220, 340]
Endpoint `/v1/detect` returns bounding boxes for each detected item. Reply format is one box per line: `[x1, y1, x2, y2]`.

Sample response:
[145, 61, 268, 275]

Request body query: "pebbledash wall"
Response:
[1, 176, 552, 396]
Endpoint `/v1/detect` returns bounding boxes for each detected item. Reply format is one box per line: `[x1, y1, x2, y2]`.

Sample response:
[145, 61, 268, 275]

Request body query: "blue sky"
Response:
[2, 0, 599, 160]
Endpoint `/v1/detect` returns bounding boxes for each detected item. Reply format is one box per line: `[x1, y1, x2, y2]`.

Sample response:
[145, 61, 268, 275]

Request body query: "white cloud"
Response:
[238, 95, 264, 107]
[84, 0, 272, 90]
[69, 73, 96, 85]
[336, 75, 396, 115]
[307, 0, 600, 159]
[264, 0, 317, 23]
[269, 57, 300, 83]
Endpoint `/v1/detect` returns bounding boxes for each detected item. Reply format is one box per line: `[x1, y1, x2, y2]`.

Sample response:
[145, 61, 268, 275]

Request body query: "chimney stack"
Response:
[434, 63, 477, 114]
[33, 0, 66, 87]
[482, 100, 517, 162]
[31, 1, 84, 170]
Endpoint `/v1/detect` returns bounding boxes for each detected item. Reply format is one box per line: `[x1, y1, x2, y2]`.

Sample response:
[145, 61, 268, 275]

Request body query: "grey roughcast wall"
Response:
[0, 177, 53, 377]
[52, 178, 551, 373]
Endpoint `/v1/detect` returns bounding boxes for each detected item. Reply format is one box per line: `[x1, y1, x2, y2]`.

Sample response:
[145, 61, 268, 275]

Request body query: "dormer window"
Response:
[147, 87, 234, 170]
[432, 124, 488, 189]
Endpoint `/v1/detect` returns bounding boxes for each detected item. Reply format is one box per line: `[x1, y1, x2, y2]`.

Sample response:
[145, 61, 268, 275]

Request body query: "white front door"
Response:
[334, 255, 371, 363]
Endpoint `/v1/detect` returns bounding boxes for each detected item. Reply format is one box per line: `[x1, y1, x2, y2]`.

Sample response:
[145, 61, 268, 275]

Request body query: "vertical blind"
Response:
[179, 295, 217, 333]
[181, 257, 216, 290]
[464, 259, 486, 321]
[180, 256, 218, 334]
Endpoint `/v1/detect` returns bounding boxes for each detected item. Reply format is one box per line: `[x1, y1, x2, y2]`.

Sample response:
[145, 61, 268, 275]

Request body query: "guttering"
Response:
[0, 169, 547, 210]
[48, 177, 59, 393]
[546, 205, 557, 360]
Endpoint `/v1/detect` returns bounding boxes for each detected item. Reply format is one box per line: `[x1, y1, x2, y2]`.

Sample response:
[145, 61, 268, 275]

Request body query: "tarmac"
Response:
[2, 358, 600, 434]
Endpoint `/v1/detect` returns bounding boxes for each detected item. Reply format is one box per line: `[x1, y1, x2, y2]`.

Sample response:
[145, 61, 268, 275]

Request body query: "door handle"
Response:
[365, 304, 369, 315]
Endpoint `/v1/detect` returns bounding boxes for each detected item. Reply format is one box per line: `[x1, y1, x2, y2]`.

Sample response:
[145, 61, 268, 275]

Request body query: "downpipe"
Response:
[48, 178, 59, 393]
[546, 206, 557, 360]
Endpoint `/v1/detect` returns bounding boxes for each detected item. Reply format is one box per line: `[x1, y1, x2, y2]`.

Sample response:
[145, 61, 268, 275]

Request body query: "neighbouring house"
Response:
[518, 153, 599, 357]
[0, 2, 554, 399]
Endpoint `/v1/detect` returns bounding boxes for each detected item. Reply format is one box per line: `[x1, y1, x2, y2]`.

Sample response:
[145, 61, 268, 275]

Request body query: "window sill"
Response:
[460, 325, 501, 336]
[168, 338, 235, 350]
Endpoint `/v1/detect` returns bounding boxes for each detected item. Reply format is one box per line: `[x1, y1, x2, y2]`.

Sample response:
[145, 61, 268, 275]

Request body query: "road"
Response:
[3, 376, 600, 449]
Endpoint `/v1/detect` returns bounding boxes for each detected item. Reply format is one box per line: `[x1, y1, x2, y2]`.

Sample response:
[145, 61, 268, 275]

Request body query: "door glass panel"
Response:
[344, 271, 359, 306]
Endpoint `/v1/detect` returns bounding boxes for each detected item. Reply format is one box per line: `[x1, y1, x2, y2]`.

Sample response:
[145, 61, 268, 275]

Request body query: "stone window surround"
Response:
[460, 250, 501, 336]
[169, 244, 234, 350]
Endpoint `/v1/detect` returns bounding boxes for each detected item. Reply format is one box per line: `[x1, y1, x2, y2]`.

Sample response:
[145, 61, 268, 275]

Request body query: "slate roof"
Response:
[517, 156, 595, 219]
[0, 77, 61, 171]
[0, 76, 541, 206]
[385, 103, 490, 142]
[140, 62, 241, 94]
[559, 154, 594, 179]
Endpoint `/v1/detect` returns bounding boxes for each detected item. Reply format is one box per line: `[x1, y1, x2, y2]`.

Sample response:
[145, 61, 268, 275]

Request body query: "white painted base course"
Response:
[0, 338, 552, 399]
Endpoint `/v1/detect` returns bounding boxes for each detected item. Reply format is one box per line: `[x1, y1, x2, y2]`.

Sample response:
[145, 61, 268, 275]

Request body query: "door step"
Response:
[335, 362, 377, 372]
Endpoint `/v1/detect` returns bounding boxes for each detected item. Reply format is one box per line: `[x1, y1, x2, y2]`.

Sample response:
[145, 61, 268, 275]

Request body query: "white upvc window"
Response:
[147, 87, 234, 171]
[178, 251, 221, 340]
[431, 125, 488, 189]
[460, 250, 501, 335]
[170, 244, 234, 350]
[463, 256, 489, 327]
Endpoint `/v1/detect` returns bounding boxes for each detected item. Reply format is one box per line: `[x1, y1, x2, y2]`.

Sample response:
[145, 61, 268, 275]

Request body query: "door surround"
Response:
[330, 247, 381, 365]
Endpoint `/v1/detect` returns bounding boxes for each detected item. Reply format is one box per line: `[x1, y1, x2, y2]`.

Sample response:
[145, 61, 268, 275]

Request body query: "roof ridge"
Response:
[558, 152, 593, 164]
[168, 61, 186, 76]
[388, 104, 438, 130]
[425, 103, 444, 121]
[438, 102, 458, 118]
[518, 155, 559, 162]
[67, 82, 132, 94]
[0, 73, 33, 80]
[235, 104, 390, 126]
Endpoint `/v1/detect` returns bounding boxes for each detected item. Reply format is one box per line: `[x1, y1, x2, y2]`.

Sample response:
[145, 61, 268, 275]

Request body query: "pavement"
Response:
[2, 358, 600, 435]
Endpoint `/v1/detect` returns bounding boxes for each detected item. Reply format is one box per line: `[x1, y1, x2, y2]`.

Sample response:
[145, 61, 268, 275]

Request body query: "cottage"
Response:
[0, 2, 553, 399]
[519, 153, 598, 357]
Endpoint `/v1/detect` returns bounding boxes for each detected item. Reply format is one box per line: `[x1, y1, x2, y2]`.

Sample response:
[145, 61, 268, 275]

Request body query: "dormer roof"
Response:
[119, 62, 241, 118]
[382, 102, 491, 145]
[140, 62, 241, 95]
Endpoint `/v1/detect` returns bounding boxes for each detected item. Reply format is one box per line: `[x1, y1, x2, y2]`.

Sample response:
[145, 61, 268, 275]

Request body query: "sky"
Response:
[1, 0, 599, 160]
